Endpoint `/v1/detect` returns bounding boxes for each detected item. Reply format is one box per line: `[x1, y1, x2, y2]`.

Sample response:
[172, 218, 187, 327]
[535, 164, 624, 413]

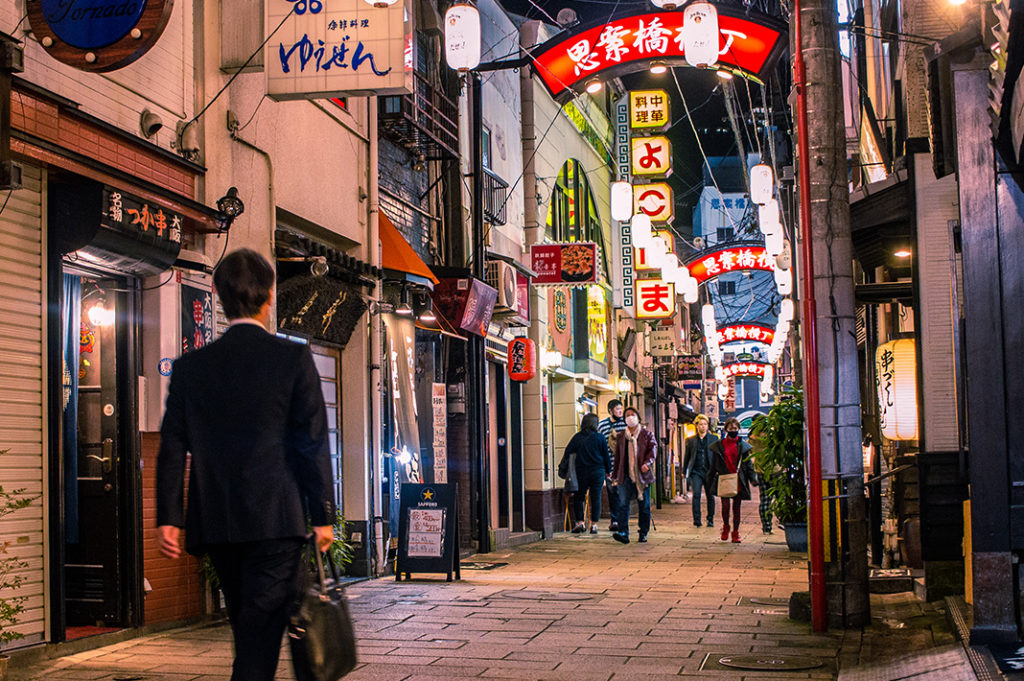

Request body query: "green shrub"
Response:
[748, 388, 807, 524]
[0, 449, 37, 646]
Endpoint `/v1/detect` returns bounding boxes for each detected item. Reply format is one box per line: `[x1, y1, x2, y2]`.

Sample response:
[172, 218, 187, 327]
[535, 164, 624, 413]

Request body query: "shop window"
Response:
[718, 280, 737, 296]
[482, 126, 492, 170]
[716, 227, 734, 242]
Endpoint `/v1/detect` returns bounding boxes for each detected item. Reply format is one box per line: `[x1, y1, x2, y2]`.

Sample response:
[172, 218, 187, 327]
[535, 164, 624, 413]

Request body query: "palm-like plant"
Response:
[748, 388, 807, 524]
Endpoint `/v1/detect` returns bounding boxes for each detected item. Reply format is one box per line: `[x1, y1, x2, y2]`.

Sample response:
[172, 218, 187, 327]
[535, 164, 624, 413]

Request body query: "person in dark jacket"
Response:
[560, 413, 612, 533]
[611, 407, 657, 544]
[157, 249, 335, 681]
[683, 414, 719, 527]
[708, 416, 756, 543]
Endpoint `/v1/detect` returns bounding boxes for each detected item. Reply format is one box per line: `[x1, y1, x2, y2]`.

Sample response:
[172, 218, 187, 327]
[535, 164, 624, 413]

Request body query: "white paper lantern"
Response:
[774, 266, 792, 295]
[765, 230, 784, 257]
[717, 383, 729, 400]
[445, 2, 481, 72]
[779, 298, 795, 321]
[701, 303, 716, 327]
[611, 181, 632, 222]
[631, 213, 653, 248]
[646, 236, 667, 269]
[683, 3, 719, 68]
[750, 163, 774, 205]
[875, 339, 919, 441]
[714, 365, 725, 381]
[649, 0, 681, 8]
[681, 274, 699, 303]
[762, 363, 774, 385]
[661, 255, 680, 279]
[758, 199, 781, 236]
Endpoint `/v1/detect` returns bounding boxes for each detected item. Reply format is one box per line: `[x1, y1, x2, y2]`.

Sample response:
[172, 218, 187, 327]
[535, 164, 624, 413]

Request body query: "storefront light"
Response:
[616, 377, 632, 392]
[541, 349, 563, 368]
[395, 446, 412, 465]
[88, 302, 114, 327]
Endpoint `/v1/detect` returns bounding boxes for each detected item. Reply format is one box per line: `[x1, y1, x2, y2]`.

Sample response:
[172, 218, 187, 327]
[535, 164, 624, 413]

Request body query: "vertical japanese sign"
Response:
[431, 383, 448, 483]
[629, 89, 671, 130]
[266, 0, 413, 100]
[612, 96, 635, 316]
[180, 284, 214, 354]
[634, 279, 676, 320]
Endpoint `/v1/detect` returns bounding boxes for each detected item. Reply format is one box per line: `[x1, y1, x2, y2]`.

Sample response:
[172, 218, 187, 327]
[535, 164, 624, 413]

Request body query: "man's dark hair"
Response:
[580, 413, 600, 432]
[723, 417, 741, 430]
[607, 399, 623, 412]
[213, 249, 275, 319]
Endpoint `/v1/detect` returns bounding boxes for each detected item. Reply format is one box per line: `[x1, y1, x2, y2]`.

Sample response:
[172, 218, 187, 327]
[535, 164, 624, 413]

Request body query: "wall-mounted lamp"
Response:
[649, 61, 668, 75]
[417, 296, 436, 323]
[893, 249, 912, 258]
[140, 109, 163, 139]
[215, 187, 245, 231]
[585, 78, 603, 94]
[395, 285, 413, 316]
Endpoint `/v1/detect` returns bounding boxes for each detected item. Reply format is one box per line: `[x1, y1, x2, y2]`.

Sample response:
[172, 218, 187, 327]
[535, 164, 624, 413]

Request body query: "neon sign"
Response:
[716, 324, 775, 346]
[685, 242, 775, 283]
[531, 8, 787, 102]
[722, 361, 771, 378]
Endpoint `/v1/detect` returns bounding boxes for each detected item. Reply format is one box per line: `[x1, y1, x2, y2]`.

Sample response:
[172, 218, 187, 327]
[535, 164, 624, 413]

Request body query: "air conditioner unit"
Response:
[485, 260, 520, 313]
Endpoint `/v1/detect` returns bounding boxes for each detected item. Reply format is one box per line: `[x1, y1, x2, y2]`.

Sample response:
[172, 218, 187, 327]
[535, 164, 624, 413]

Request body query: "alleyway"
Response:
[11, 498, 976, 681]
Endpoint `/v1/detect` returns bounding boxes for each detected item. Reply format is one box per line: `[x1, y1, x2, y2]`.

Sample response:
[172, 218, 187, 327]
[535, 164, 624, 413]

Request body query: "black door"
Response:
[64, 275, 123, 626]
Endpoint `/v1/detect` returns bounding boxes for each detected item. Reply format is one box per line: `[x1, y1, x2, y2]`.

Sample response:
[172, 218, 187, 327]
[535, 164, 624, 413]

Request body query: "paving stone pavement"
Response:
[10, 495, 979, 681]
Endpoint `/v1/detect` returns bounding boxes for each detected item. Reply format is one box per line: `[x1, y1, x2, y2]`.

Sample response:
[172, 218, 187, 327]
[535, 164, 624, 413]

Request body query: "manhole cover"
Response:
[717, 655, 823, 671]
[494, 590, 595, 601]
[749, 597, 789, 606]
[460, 561, 509, 570]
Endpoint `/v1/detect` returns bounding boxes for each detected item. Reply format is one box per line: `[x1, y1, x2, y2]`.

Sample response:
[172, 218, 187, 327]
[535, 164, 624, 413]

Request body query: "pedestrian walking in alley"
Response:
[598, 399, 627, 531]
[611, 406, 657, 544]
[683, 414, 719, 527]
[559, 413, 612, 533]
[156, 248, 336, 681]
[708, 417, 755, 543]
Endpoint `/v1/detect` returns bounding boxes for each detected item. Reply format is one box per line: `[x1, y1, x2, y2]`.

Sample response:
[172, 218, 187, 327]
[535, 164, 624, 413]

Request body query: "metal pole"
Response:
[654, 366, 663, 509]
[470, 71, 491, 553]
[793, 0, 827, 632]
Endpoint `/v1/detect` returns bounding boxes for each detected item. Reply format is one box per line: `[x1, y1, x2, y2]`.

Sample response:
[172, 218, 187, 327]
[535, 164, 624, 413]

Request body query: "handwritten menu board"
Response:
[396, 483, 460, 581]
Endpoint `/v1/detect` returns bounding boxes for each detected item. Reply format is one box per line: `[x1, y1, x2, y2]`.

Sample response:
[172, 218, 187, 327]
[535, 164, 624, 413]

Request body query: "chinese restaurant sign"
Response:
[266, 0, 413, 100]
[633, 182, 674, 222]
[685, 243, 775, 283]
[530, 8, 787, 102]
[530, 243, 599, 285]
[631, 136, 672, 177]
[28, 0, 174, 72]
[629, 89, 670, 129]
[721, 361, 771, 378]
[716, 324, 775, 346]
[103, 188, 182, 244]
[635, 278, 676, 319]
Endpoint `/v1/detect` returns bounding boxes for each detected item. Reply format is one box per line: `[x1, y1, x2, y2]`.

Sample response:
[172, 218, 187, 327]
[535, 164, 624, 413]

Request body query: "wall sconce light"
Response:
[893, 248, 912, 258]
[395, 285, 413, 316]
[585, 78, 603, 94]
[417, 302, 436, 323]
[649, 61, 668, 75]
[215, 187, 245, 231]
[140, 109, 163, 139]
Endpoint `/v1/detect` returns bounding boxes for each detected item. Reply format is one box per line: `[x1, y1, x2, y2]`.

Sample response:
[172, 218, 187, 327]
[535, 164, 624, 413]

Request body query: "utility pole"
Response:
[795, 0, 869, 628]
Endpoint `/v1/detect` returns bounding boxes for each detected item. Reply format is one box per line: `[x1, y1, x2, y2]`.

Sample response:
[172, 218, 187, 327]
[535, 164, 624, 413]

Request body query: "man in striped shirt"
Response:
[598, 399, 627, 531]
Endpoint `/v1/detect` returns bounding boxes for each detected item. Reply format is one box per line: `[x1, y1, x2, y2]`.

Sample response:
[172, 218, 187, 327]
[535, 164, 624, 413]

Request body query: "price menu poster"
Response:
[396, 483, 460, 581]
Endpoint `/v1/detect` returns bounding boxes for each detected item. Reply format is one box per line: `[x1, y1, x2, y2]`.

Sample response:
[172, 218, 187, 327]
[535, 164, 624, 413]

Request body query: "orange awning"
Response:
[380, 213, 439, 285]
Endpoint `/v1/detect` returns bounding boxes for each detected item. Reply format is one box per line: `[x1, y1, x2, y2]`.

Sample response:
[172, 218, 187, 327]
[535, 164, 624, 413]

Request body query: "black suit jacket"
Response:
[156, 323, 335, 555]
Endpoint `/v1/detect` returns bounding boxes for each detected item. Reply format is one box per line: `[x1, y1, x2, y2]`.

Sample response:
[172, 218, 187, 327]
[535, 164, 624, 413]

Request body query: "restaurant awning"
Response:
[380, 213, 439, 287]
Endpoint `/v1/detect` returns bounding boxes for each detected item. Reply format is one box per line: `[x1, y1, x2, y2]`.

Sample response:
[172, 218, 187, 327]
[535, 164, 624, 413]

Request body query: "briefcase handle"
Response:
[307, 533, 342, 596]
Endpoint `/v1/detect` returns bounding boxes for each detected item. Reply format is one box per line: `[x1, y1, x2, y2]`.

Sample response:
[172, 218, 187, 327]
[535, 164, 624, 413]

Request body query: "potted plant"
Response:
[749, 388, 808, 552]
[0, 449, 37, 679]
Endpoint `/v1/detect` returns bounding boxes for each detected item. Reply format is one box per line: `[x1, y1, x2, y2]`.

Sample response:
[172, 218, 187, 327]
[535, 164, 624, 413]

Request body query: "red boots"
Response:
[720, 523, 730, 541]
[731, 530, 741, 543]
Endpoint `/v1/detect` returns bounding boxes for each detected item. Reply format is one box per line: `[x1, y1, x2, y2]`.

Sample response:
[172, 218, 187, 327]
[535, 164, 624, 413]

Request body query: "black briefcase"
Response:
[288, 540, 358, 681]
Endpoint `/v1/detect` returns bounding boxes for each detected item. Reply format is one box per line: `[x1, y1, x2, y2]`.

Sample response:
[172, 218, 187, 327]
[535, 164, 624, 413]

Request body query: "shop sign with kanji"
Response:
[685, 243, 775, 283]
[633, 182, 674, 223]
[103, 187, 182, 244]
[650, 326, 677, 356]
[722, 361, 771, 378]
[529, 9, 788, 102]
[635, 278, 676, 319]
[636, 229, 673, 271]
[630, 135, 672, 176]
[716, 324, 775, 345]
[530, 243, 599, 285]
[629, 89, 670, 129]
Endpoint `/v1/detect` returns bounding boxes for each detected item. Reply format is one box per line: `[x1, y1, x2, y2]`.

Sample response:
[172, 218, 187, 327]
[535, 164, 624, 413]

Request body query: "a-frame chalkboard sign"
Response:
[395, 483, 461, 581]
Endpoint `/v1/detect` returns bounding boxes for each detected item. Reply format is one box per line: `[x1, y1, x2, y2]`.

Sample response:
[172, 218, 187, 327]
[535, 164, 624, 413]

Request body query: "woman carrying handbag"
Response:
[708, 417, 756, 543]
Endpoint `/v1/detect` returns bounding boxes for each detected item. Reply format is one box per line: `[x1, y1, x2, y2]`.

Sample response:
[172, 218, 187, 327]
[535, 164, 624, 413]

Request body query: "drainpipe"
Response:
[792, 0, 827, 633]
[367, 97, 383, 575]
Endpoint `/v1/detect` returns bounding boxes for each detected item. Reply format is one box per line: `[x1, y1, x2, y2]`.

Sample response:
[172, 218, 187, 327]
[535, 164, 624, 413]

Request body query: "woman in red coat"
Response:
[610, 407, 657, 544]
[708, 417, 756, 543]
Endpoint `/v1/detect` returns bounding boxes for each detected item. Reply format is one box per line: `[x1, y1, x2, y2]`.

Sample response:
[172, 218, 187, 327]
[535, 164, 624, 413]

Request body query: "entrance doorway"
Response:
[59, 271, 137, 630]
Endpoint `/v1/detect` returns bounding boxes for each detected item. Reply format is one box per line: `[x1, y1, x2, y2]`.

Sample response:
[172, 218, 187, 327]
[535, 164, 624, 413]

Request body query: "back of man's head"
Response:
[214, 248, 274, 319]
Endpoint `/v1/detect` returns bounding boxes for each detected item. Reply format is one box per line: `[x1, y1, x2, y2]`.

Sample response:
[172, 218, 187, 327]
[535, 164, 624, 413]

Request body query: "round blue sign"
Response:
[41, 0, 146, 50]
[158, 358, 173, 377]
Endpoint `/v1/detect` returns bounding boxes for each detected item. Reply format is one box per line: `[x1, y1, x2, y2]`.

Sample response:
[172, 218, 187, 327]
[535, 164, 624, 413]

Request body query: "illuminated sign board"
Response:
[716, 324, 775, 345]
[721, 361, 771, 378]
[685, 242, 775, 283]
[633, 182, 674, 222]
[629, 89, 670, 129]
[635, 278, 676, 319]
[631, 135, 672, 177]
[530, 243, 599, 285]
[530, 8, 788, 102]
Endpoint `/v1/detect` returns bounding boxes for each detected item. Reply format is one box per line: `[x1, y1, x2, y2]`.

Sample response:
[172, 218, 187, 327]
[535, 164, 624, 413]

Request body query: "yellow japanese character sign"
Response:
[630, 136, 672, 177]
[633, 182, 674, 223]
[635, 278, 676, 319]
[629, 89, 670, 130]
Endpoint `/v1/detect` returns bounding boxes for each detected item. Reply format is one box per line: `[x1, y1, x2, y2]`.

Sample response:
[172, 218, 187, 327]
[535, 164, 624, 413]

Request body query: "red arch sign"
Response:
[530, 7, 788, 102]
[684, 242, 776, 283]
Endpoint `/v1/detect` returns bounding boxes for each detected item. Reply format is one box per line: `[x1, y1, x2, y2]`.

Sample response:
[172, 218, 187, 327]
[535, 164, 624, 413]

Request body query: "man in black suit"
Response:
[156, 248, 335, 681]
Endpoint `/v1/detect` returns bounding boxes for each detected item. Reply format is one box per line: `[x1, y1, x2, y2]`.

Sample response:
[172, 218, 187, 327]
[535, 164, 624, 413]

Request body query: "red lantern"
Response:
[507, 337, 536, 382]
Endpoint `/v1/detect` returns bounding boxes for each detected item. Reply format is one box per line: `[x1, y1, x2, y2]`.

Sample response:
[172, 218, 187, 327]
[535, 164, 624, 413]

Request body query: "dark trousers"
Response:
[689, 473, 716, 523]
[207, 538, 305, 681]
[606, 479, 621, 525]
[572, 468, 605, 524]
[721, 497, 742, 530]
[615, 479, 651, 537]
